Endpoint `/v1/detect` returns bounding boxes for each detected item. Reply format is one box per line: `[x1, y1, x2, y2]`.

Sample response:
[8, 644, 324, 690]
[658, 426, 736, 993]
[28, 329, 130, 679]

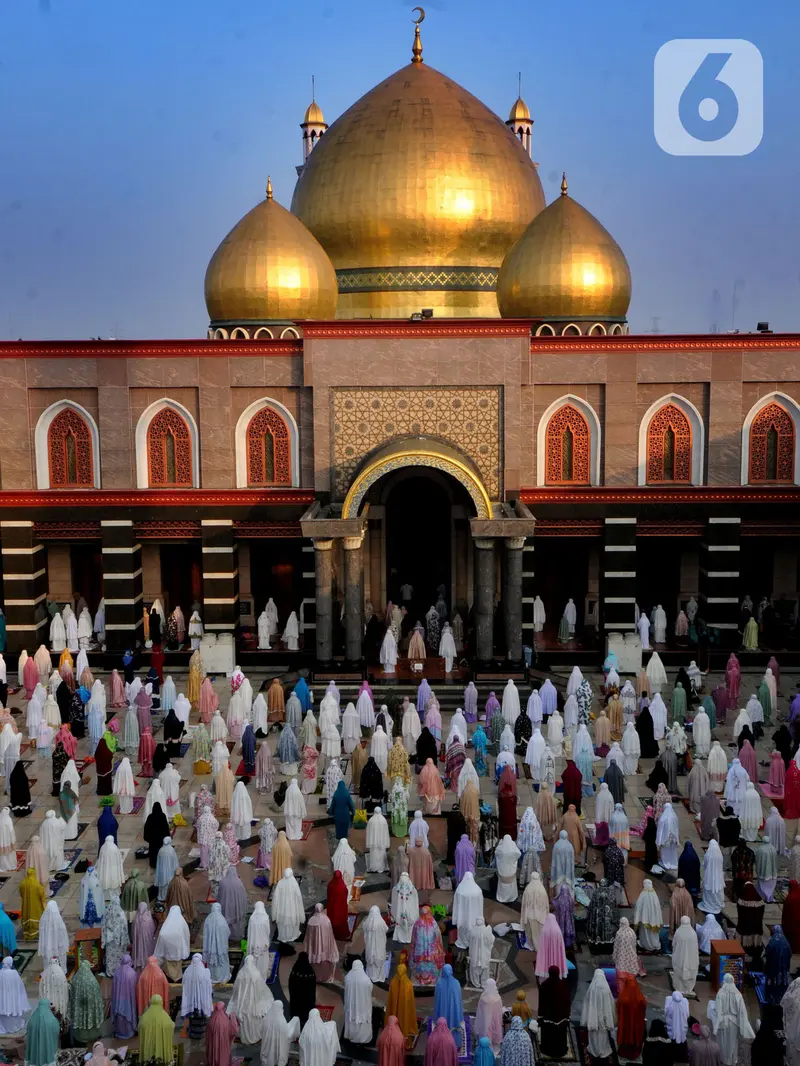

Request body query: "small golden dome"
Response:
[303, 100, 325, 126]
[497, 174, 631, 319]
[205, 179, 338, 324]
[508, 95, 531, 122]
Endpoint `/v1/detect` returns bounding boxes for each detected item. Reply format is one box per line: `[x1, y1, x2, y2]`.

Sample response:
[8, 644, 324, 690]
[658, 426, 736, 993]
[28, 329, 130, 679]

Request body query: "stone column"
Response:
[314, 539, 334, 663]
[201, 519, 239, 635]
[601, 517, 637, 635]
[473, 537, 495, 663]
[101, 519, 144, 652]
[343, 533, 365, 664]
[0, 521, 48, 654]
[503, 536, 525, 665]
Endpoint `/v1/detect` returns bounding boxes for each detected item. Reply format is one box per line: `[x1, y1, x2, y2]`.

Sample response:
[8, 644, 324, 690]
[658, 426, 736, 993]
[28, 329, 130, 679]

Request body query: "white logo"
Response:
[654, 39, 763, 156]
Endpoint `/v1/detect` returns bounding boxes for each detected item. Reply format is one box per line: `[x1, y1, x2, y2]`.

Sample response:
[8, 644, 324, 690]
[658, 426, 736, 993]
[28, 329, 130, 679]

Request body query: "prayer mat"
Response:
[515, 931, 532, 950]
[316, 1005, 335, 1022]
[759, 783, 784, 802]
[532, 1022, 581, 1063]
[343, 912, 360, 940]
[428, 1015, 472, 1063]
[266, 950, 280, 984]
[15, 851, 25, 871]
[179, 743, 190, 757]
[437, 875, 453, 890]
[49, 878, 68, 897]
[300, 819, 315, 840]
[668, 971, 698, 998]
[114, 795, 146, 815]
[575, 1026, 620, 1066]
[751, 972, 768, 1005]
[62, 848, 81, 869]
[11, 948, 36, 974]
[350, 878, 366, 902]
[19, 743, 31, 756]
[70, 822, 89, 839]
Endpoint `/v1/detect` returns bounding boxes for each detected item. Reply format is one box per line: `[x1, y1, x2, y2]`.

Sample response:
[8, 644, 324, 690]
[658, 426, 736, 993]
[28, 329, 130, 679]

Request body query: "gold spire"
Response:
[266, 176, 273, 200]
[411, 7, 425, 63]
[560, 172, 568, 196]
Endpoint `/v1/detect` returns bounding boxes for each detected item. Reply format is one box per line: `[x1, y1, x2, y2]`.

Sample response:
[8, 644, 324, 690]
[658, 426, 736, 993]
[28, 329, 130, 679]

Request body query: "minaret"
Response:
[298, 76, 327, 173]
[507, 73, 533, 158]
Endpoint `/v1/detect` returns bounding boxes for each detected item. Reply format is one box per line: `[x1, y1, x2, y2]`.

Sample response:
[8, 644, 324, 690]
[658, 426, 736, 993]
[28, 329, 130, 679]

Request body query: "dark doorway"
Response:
[71, 542, 103, 614]
[159, 543, 202, 619]
[385, 476, 452, 620]
[249, 540, 305, 627]
[636, 538, 683, 621]
[533, 537, 595, 646]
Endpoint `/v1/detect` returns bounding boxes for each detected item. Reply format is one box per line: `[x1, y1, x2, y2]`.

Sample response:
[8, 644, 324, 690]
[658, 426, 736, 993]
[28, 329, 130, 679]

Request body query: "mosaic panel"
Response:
[331, 387, 501, 499]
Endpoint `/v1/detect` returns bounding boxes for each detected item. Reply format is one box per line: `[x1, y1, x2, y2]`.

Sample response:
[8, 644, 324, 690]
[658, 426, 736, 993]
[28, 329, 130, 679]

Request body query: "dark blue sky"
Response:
[0, 0, 794, 338]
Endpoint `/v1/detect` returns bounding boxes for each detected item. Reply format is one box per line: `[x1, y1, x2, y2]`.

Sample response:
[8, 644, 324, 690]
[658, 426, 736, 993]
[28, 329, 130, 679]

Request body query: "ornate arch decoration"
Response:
[741, 391, 800, 485]
[35, 400, 100, 489]
[536, 395, 601, 486]
[342, 437, 492, 519]
[638, 394, 704, 486]
[235, 398, 300, 488]
[135, 398, 200, 489]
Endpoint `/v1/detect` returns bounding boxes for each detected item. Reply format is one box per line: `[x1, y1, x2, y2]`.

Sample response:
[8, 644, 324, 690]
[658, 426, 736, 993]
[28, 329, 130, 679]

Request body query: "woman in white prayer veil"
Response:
[333, 837, 357, 893]
[620, 680, 637, 722]
[112, 756, 135, 815]
[209, 710, 227, 744]
[181, 953, 213, 1018]
[638, 612, 651, 651]
[160, 675, 176, 713]
[646, 651, 668, 693]
[41, 955, 69, 1021]
[633, 879, 662, 950]
[48, 669, 61, 696]
[560, 693, 577, 735]
[271, 869, 305, 943]
[143, 778, 167, 823]
[343, 959, 373, 1043]
[369, 725, 389, 774]
[282, 612, 300, 652]
[65, 610, 78, 653]
[50, 613, 66, 653]
[649, 693, 668, 740]
[341, 703, 361, 755]
[155, 905, 191, 980]
[258, 608, 272, 650]
[379, 628, 397, 672]
[402, 701, 421, 754]
[652, 605, 667, 644]
[526, 688, 543, 725]
[231, 780, 254, 841]
[494, 834, 522, 902]
[521, 872, 549, 950]
[696, 911, 725, 953]
[38, 901, 69, 970]
[665, 990, 690, 1044]
[317, 694, 338, 735]
[227, 954, 274, 1044]
[299, 1007, 340, 1066]
[565, 666, 582, 698]
[547, 709, 564, 755]
[246, 901, 272, 979]
[656, 804, 679, 871]
[159, 762, 182, 817]
[252, 693, 269, 736]
[580, 969, 617, 1058]
[447, 708, 468, 749]
[34, 645, 52, 686]
[458, 758, 480, 799]
[745, 694, 763, 730]
[408, 810, 430, 848]
[595, 783, 614, 826]
[284, 778, 307, 840]
[739, 782, 763, 841]
[0, 955, 28, 1033]
[212, 739, 230, 776]
[366, 809, 390, 873]
[502, 680, 520, 726]
[525, 727, 546, 777]
[261, 1000, 301, 1066]
[391, 872, 419, 944]
[467, 918, 495, 989]
[499, 724, 516, 754]
[622, 722, 641, 774]
[708, 973, 755, 1066]
[452, 870, 483, 948]
[356, 687, 375, 729]
[606, 742, 625, 772]
[550, 831, 575, 898]
[724, 759, 749, 816]
[285, 693, 303, 734]
[732, 708, 751, 743]
[41, 810, 66, 873]
[671, 918, 699, 995]
[26, 684, 45, 739]
[539, 747, 557, 794]
[693, 707, 711, 759]
[362, 905, 388, 982]
[439, 623, 457, 674]
[572, 723, 593, 761]
[708, 741, 728, 792]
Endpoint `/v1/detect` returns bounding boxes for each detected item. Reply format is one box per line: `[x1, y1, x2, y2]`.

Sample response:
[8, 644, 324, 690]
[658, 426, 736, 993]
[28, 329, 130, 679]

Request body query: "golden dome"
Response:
[205, 179, 338, 324]
[303, 100, 325, 126]
[508, 95, 531, 122]
[497, 174, 631, 320]
[291, 55, 545, 319]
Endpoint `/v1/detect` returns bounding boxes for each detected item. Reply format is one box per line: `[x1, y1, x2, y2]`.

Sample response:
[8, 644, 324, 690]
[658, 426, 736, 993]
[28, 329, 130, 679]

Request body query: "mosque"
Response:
[2, 12, 800, 668]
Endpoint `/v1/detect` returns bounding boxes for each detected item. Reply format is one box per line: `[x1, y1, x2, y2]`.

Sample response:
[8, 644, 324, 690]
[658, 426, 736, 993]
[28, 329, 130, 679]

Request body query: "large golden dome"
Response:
[205, 179, 338, 326]
[497, 176, 631, 322]
[291, 43, 545, 319]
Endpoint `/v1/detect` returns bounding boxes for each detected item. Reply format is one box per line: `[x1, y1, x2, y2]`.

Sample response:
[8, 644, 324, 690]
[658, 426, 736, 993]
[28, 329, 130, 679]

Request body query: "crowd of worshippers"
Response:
[3, 649, 800, 1066]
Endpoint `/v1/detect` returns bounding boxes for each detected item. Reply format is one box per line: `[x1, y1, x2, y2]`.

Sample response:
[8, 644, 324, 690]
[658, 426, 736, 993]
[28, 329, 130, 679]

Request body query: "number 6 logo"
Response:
[654, 39, 763, 156]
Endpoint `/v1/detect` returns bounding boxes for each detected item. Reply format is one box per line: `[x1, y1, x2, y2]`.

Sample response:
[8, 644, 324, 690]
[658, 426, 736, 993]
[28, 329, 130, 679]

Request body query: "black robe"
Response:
[55, 681, 72, 725]
[446, 807, 468, 865]
[94, 737, 114, 796]
[636, 708, 659, 758]
[415, 727, 438, 768]
[715, 809, 741, 849]
[604, 761, 625, 804]
[152, 743, 170, 776]
[51, 742, 68, 798]
[677, 841, 701, 898]
[538, 967, 571, 1058]
[642, 1020, 674, 1066]
[288, 951, 317, 1028]
[9, 760, 31, 816]
[143, 802, 170, 868]
[359, 757, 384, 803]
[643, 816, 658, 870]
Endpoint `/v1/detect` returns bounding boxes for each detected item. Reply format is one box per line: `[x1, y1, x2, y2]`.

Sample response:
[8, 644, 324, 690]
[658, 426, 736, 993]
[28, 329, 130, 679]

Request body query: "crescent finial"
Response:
[412, 6, 425, 24]
[411, 7, 425, 62]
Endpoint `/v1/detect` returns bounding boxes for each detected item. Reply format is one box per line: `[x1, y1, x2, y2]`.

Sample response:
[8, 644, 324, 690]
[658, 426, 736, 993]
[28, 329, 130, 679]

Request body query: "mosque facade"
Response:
[2, 18, 800, 663]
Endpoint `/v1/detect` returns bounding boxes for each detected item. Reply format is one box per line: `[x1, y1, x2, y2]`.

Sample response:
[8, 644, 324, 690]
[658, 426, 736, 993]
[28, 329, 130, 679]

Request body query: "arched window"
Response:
[246, 405, 292, 486]
[749, 402, 795, 482]
[47, 407, 94, 488]
[545, 404, 590, 484]
[147, 407, 193, 487]
[646, 403, 693, 483]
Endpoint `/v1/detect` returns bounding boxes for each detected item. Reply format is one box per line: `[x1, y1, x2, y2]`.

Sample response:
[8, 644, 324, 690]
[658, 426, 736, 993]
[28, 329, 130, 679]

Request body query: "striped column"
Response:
[601, 517, 637, 632]
[699, 517, 741, 637]
[0, 521, 48, 654]
[101, 520, 143, 651]
[521, 537, 535, 645]
[201, 520, 239, 633]
[301, 540, 316, 644]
